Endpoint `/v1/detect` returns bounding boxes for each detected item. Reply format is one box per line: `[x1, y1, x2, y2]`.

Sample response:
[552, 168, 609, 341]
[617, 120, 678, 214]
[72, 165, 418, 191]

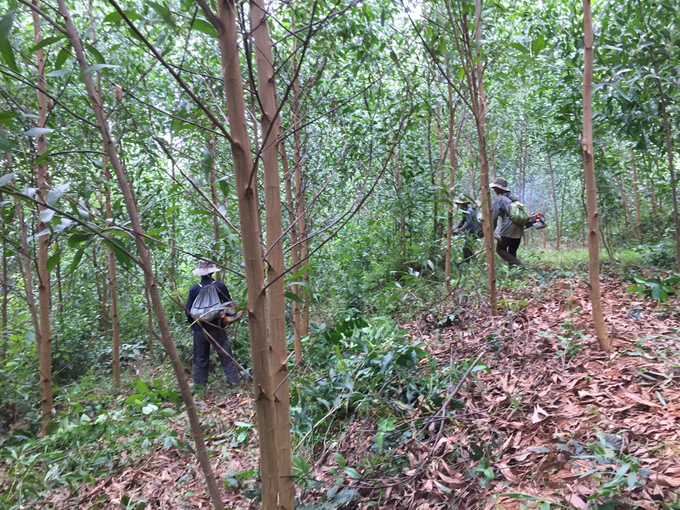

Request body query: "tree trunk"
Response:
[444, 79, 455, 293]
[581, 0, 611, 352]
[203, 0, 283, 507]
[250, 0, 294, 505]
[630, 150, 642, 243]
[656, 83, 680, 271]
[473, 0, 498, 316]
[614, 174, 637, 244]
[0, 204, 6, 359]
[281, 141, 301, 362]
[57, 3, 224, 507]
[209, 132, 220, 256]
[294, 78, 310, 339]
[31, 0, 53, 435]
[103, 151, 121, 386]
[547, 152, 561, 250]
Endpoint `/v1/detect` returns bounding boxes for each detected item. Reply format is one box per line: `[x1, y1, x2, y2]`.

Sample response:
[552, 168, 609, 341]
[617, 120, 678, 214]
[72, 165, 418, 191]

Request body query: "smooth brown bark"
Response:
[57, 2, 224, 507]
[103, 152, 121, 386]
[547, 152, 561, 250]
[581, 0, 611, 352]
[209, 132, 220, 255]
[473, 0, 497, 315]
[202, 0, 281, 506]
[250, 0, 294, 505]
[32, 0, 53, 435]
[630, 150, 642, 242]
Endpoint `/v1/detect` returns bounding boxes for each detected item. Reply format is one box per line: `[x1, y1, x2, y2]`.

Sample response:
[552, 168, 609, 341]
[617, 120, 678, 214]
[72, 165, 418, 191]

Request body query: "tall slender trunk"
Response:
[200, 0, 282, 507]
[281, 141, 301, 362]
[396, 155, 406, 261]
[614, 174, 637, 243]
[0, 204, 6, 358]
[32, 0, 53, 435]
[209, 132, 220, 256]
[474, 0, 497, 315]
[92, 245, 107, 329]
[656, 84, 680, 271]
[104, 152, 121, 386]
[250, 0, 294, 505]
[547, 152, 561, 250]
[293, 66, 310, 339]
[630, 150, 642, 242]
[144, 286, 154, 354]
[57, 3, 223, 507]
[288, 30, 303, 362]
[581, 0, 611, 352]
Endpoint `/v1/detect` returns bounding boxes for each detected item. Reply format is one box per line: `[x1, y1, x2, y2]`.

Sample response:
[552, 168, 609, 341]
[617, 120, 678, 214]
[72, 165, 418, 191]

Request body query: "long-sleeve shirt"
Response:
[455, 207, 482, 234]
[185, 276, 232, 332]
[492, 192, 523, 239]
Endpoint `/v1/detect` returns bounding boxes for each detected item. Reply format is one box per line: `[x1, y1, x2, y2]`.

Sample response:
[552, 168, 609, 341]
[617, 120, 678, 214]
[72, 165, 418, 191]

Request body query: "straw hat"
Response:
[192, 258, 219, 276]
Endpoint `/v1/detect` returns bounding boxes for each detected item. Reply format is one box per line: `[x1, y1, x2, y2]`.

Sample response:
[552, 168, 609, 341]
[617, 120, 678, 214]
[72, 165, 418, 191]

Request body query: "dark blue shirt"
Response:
[185, 276, 232, 331]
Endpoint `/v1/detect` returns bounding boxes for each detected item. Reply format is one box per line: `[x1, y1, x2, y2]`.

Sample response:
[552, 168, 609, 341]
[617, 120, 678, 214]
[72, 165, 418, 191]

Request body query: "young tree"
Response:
[581, 0, 611, 352]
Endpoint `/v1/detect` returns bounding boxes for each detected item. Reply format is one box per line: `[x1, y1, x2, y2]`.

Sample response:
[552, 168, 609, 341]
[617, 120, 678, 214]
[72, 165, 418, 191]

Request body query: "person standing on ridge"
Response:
[185, 258, 241, 387]
[452, 196, 483, 263]
[491, 177, 524, 266]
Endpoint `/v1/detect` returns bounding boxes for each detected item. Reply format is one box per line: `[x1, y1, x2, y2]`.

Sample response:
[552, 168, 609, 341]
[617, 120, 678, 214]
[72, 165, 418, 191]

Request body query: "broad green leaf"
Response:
[531, 34, 545, 56]
[103, 10, 143, 23]
[68, 245, 85, 272]
[0, 133, 10, 152]
[84, 64, 120, 74]
[508, 42, 529, 54]
[31, 36, 63, 52]
[24, 127, 53, 137]
[0, 172, 14, 186]
[46, 183, 69, 207]
[104, 239, 132, 268]
[39, 208, 55, 223]
[343, 467, 361, 479]
[334, 452, 346, 468]
[0, 39, 17, 72]
[85, 44, 105, 64]
[285, 291, 303, 303]
[0, 11, 14, 48]
[45, 69, 71, 78]
[191, 18, 217, 38]
[136, 377, 150, 394]
[55, 45, 71, 69]
[46, 251, 60, 273]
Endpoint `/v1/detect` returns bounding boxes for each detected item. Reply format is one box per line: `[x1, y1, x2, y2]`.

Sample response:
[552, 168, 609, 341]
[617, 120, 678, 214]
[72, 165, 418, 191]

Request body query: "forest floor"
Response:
[2, 263, 679, 510]
[393, 269, 680, 509]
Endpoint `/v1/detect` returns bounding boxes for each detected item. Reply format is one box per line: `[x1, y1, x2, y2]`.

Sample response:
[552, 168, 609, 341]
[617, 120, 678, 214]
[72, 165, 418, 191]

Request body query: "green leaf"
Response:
[0, 172, 14, 187]
[285, 291, 303, 303]
[147, 1, 177, 31]
[191, 18, 217, 38]
[508, 42, 529, 54]
[46, 251, 60, 273]
[186, 208, 216, 216]
[31, 36, 63, 52]
[136, 377, 150, 394]
[85, 44, 105, 64]
[0, 39, 17, 72]
[46, 183, 69, 207]
[343, 467, 361, 479]
[292, 455, 311, 477]
[39, 208, 55, 223]
[0, 12, 14, 48]
[334, 452, 346, 468]
[68, 232, 93, 248]
[104, 239, 132, 269]
[55, 45, 71, 69]
[45, 69, 71, 78]
[68, 245, 85, 272]
[103, 10, 143, 23]
[0, 132, 9, 152]
[531, 34, 545, 56]
[24, 127, 53, 137]
[125, 393, 144, 405]
[84, 64, 120, 74]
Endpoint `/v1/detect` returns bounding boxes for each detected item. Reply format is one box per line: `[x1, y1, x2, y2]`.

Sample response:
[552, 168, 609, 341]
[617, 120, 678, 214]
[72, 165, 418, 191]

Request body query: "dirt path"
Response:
[404, 275, 680, 508]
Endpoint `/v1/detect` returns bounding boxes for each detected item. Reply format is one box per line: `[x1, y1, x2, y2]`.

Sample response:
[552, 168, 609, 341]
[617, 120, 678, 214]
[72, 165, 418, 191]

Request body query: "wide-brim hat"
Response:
[453, 196, 468, 206]
[192, 258, 219, 276]
[490, 177, 510, 192]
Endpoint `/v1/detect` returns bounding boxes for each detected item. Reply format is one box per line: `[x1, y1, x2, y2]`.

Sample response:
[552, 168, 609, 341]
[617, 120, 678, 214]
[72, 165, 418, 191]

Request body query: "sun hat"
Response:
[454, 196, 469, 206]
[490, 177, 510, 192]
[192, 258, 219, 276]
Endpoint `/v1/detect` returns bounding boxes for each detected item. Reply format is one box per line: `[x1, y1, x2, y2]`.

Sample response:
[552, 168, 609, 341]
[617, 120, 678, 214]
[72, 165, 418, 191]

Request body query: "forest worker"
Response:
[491, 177, 524, 266]
[452, 196, 483, 263]
[185, 258, 241, 387]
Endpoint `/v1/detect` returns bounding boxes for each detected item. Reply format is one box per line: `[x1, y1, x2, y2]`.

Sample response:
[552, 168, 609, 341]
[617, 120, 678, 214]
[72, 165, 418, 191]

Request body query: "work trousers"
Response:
[192, 325, 240, 385]
[496, 236, 522, 266]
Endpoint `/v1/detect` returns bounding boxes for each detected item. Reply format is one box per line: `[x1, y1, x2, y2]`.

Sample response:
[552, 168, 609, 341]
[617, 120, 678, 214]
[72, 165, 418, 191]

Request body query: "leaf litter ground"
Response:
[12, 273, 679, 509]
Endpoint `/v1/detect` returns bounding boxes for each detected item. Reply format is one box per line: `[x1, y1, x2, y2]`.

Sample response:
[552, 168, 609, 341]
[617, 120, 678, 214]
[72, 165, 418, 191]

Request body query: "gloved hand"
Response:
[222, 310, 243, 324]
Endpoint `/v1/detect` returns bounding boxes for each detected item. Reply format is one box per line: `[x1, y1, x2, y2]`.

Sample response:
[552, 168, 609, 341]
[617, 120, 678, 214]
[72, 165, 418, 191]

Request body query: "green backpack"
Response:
[509, 200, 530, 226]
